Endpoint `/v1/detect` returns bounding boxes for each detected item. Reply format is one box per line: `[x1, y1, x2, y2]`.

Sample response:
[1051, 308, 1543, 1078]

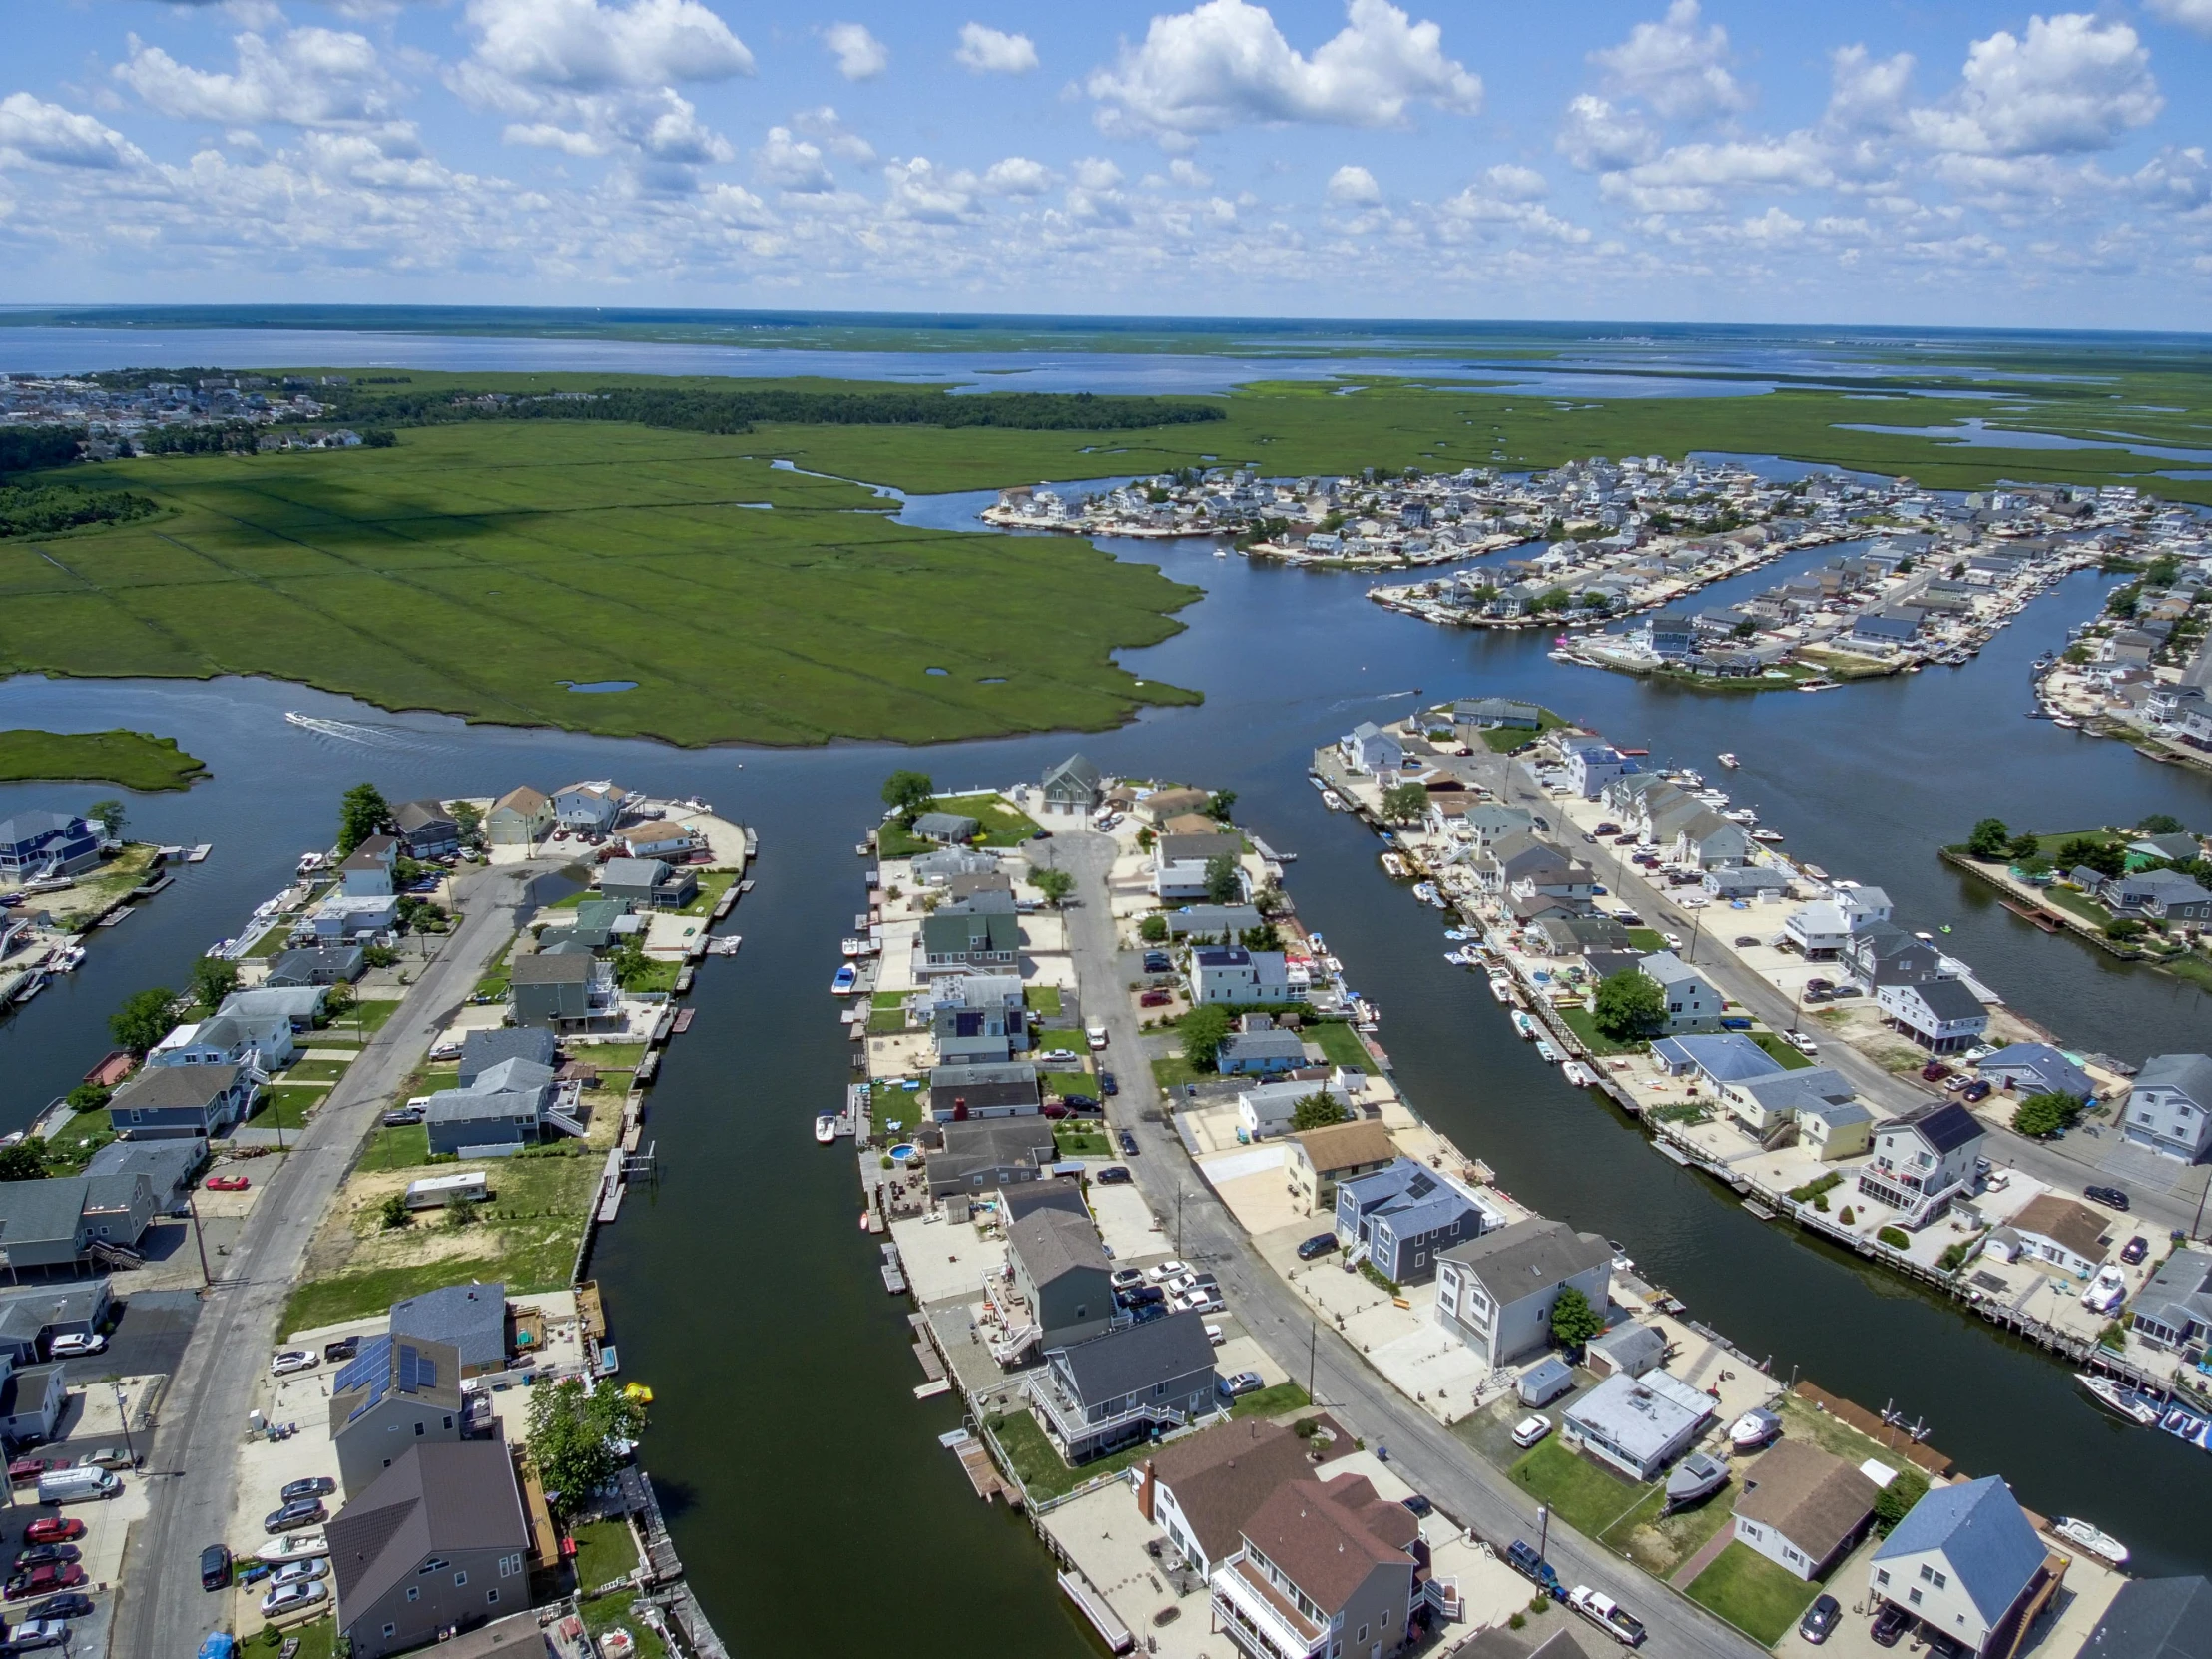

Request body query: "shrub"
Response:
[378, 1194, 410, 1230]
[2013, 1091, 2083, 1138]
[1838, 1205, 1855, 1225]
[1139, 914, 1168, 943]
[1878, 1226, 1912, 1250]
[1873, 1467, 1930, 1534]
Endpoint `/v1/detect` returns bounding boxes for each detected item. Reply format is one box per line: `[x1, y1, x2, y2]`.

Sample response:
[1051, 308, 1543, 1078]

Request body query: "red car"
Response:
[203, 1174, 250, 1192]
[5, 1566, 86, 1602]
[20, 1522, 82, 1547]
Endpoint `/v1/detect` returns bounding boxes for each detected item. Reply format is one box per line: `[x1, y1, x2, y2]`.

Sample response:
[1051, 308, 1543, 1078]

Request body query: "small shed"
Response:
[1585, 1322, 1667, 1381]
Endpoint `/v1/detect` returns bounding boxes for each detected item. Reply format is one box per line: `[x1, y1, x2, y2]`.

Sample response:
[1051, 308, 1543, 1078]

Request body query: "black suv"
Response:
[1296, 1233, 1337, 1261]
[1871, 1603, 1912, 1648]
[2085, 1184, 2131, 1212]
[199, 1545, 231, 1592]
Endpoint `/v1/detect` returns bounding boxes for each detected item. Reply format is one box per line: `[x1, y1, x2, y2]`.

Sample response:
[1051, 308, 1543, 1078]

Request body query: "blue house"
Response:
[0, 811, 102, 881]
[1334, 1158, 1497, 1286]
[1975, 1043, 2094, 1104]
[1216, 1028, 1308, 1076]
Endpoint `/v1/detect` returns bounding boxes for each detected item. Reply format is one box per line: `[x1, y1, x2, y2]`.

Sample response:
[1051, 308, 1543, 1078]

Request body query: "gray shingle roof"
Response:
[325, 1442, 527, 1619]
[1010, 1207, 1109, 1288]
[388, 1283, 507, 1373]
[2081, 1576, 2212, 1659]
[1438, 1217, 1612, 1299]
[2137, 1052, 2212, 1107]
[110, 1064, 241, 1109]
[1053, 1309, 1215, 1404]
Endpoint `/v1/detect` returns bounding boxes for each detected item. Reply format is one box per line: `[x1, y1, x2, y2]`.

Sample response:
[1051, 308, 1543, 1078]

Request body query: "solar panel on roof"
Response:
[397, 1345, 437, 1393]
[333, 1336, 389, 1395]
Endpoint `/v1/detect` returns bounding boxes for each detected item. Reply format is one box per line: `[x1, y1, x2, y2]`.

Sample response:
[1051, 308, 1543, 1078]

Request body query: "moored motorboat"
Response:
[840, 937, 865, 957]
[1561, 1060, 1597, 1088]
[1664, 1451, 1729, 1510]
[1716, 753, 1740, 769]
[1512, 1011, 1536, 1038]
[2051, 1517, 2129, 1566]
[1729, 1408, 1781, 1451]
[1534, 1038, 1560, 1064]
[2075, 1373, 2159, 1426]
[1488, 976, 1513, 1003]
[815, 1114, 840, 1144]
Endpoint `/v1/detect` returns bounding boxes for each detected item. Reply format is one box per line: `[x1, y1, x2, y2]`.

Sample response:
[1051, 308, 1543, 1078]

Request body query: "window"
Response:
[1920, 1565, 1935, 1584]
[487, 1590, 499, 1605]
[1875, 1570, 1890, 1588]
[454, 1571, 468, 1587]
[1932, 1572, 1947, 1590]
[406, 1588, 420, 1604]
[499, 1555, 523, 1578]
[1357, 1627, 1369, 1644]
[383, 1627, 396, 1639]
[1381, 1609, 1391, 1628]
[444, 1415, 454, 1429]
[1908, 1589, 1923, 1607]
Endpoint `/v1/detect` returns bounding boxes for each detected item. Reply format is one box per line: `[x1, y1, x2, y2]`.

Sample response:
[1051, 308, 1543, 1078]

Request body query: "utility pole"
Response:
[1176, 1186, 1186, 1257]
[1537, 1503, 1551, 1564]
[113, 1382, 136, 1466]
[187, 1194, 212, 1289]
[1308, 1320, 1318, 1405]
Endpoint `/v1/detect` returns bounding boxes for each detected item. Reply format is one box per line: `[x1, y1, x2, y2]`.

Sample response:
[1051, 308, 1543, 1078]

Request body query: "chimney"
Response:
[1137, 1459, 1157, 1522]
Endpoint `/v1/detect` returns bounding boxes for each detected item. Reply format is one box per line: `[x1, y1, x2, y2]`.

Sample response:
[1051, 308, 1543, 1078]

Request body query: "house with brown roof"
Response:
[1286, 1120, 1397, 1216]
[1731, 1440, 1882, 1580]
[1138, 788, 1211, 825]
[485, 787, 552, 846]
[1209, 1470, 1423, 1659]
[1136, 1419, 1317, 1577]
[2003, 1194, 2113, 1279]
[326, 1441, 531, 1659]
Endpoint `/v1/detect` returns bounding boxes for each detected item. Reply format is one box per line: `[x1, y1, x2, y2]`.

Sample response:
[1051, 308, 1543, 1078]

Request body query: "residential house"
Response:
[0, 811, 101, 881]
[930, 974, 1029, 1065]
[1857, 1101, 1985, 1228]
[1642, 613, 1698, 660]
[0, 1283, 110, 1362]
[2122, 1053, 2212, 1162]
[621, 825, 697, 863]
[1040, 753, 1104, 816]
[392, 800, 461, 858]
[1784, 885, 1892, 957]
[919, 909, 1020, 974]
[329, 1335, 466, 1496]
[1137, 789, 1212, 826]
[108, 1063, 253, 1140]
[1190, 948, 1293, 1006]
[926, 1061, 1041, 1122]
[1732, 1441, 1881, 1581]
[1217, 1028, 1309, 1076]
[0, 1176, 157, 1268]
[0, 1362, 68, 1444]
[2005, 1195, 2112, 1279]
[1031, 1311, 1219, 1462]
[1719, 1066, 1861, 1140]
[1639, 952, 1721, 1034]
[263, 947, 363, 988]
[457, 1029, 556, 1090]
[1562, 1371, 1714, 1481]
[1795, 1096, 1876, 1160]
[1238, 1080, 1352, 1141]
[424, 1058, 555, 1158]
[2127, 830, 2204, 866]
[1975, 1043, 2094, 1105]
[1558, 739, 1632, 800]
[508, 954, 617, 1028]
[551, 781, 626, 833]
[83, 1138, 206, 1214]
[1433, 1218, 1613, 1370]
[2104, 867, 2212, 921]
[341, 836, 398, 897]
[1155, 832, 1246, 901]
[1334, 1159, 1499, 1286]
[1585, 1322, 1667, 1381]
[2130, 1248, 2212, 1357]
[1009, 1207, 1115, 1350]
[312, 892, 399, 942]
[1670, 811, 1750, 869]
[326, 1441, 531, 1659]
[1702, 866, 1790, 900]
[599, 857, 697, 910]
[1340, 722, 1404, 775]
[484, 786, 553, 846]
[2077, 1577, 2212, 1659]
[1532, 915, 1632, 961]
[924, 1118, 1057, 1198]
[1868, 1476, 2051, 1659]
[1136, 1419, 1317, 1579]
[910, 811, 981, 844]
[1208, 1471, 1422, 1659]
[1844, 922, 1943, 989]
[389, 1283, 508, 1378]
[1454, 698, 1541, 731]
[1877, 977, 1990, 1053]
[151, 1009, 295, 1074]
[1649, 1033, 1786, 1086]
[1286, 1120, 1396, 1215]
[908, 846, 1000, 884]
[1853, 610, 1924, 647]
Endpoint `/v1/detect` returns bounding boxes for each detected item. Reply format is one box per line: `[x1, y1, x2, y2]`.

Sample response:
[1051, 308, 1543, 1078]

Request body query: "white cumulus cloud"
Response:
[459, 0, 753, 95]
[1326, 163, 1381, 204]
[0, 93, 146, 169]
[1910, 14, 2160, 157]
[1087, 0, 1481, 140]
[1591, 0, 1748, 119]
[2144, 0, 2212, 35]
[1824, 44, 1916, 135]
[755, 125, 833, 192]
[1480, 162, 1547, 201]
[981, 155, 1050, 194]
[1556, 94, 1656, 171]
[823, 23, 889, 82]
[955, 23, 1037, 74]
[116, 26, 395, 126]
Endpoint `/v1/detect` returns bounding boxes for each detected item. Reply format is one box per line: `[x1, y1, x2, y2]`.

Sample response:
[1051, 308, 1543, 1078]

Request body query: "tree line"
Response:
[0, 484, 161, 539]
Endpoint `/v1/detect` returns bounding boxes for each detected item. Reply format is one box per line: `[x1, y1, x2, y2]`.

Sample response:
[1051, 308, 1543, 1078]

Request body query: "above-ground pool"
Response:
[889, 1144, 919, 1163]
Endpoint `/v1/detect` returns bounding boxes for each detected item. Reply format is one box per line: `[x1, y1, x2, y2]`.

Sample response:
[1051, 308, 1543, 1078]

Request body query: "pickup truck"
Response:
[1504, 1541, 1561, 1598]
[1567, 1586, 1646, 1647]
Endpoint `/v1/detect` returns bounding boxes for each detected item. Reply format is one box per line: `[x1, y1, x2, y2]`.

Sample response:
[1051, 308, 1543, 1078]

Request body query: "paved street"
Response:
[1036, 830, 1767, 1659]
[113, 859, 562, 1659]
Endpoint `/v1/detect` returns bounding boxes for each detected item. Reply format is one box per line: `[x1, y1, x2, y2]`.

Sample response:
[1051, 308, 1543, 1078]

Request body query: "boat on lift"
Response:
[2050, 1517, 2129, 1567]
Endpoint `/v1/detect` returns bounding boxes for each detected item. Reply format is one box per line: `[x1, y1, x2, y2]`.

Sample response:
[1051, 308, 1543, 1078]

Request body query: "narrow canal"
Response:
[0, 483, 2206, 1655]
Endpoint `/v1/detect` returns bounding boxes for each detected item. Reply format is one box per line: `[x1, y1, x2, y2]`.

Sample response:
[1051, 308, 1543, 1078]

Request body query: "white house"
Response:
[1559, 738, 1632, 800]
[1432, 1218, 1613, 1370]
[1561, 1371, 1714, 1482]
[1153, 832, 1245, 901]
[1669, 811, 1750, 869]
[1640, 951, 1721, 1034]
[1868, 1477, 2048, 1658]
[1189, 948, 1293, 1006]
[2120, 1052, 2212, 1162]
[1236, 1079, 1350, 1139]
[552, 780, 626, 832]
[1339, 722, 1403, 775]
[1856, 1101, 1985, 1228]
[2004, 1194, 2112, 1279]
[1732, 1441, 1881, 1582]
[485, 785, 553, 846]
[1783, 885, 1892, 957]
[1876, 977, 1989, 1054]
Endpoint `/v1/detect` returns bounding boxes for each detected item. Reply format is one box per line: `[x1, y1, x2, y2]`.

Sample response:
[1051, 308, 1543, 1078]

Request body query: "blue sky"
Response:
[4, 0, 2212, 327]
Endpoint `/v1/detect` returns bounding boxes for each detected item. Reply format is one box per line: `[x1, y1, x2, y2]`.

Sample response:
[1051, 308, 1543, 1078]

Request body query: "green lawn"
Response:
[568, 1518, 639, 1591]
[1303, 1020, 1369, 1069]
[577, 1590, 667, 1659]
[1231, 1382, 1311, 1419]
[1626, 928, 1668, 953]
[2043, 885, 2115, 928]
[38, 1112, 117, 1174]
[357, 1124, 431, 1171]
[1055, 1126, 1112, 1158]
[1508, 1436, 1655, 1542]
[925, 792, 1044, 847]
[1686, 1542, 1823, 1644]
[1557, 1005, 1635, 1058]
[576, 1041, 648, 1069]
[1478, 709, 1569, 753]
[870, 990, 907, 1009]
[1040, 1069, 1096, 1097]
[241, 920, 295, 958]
[1150, 1055, 1205, 1092]
[1025, 985, 1063, 1016]
[244, 1618, 333, 1659]
[250, 1086, 324, 1132]
[983, 1408, 1164, 1500]
[279, 1057, 352, 1083]
[1751, 1033, 1815, 1070]
[474, 941, 515, 1001]
[673, 869, 737, 915]
[0, 727, 207, 790]
[616, 957, 682, 995]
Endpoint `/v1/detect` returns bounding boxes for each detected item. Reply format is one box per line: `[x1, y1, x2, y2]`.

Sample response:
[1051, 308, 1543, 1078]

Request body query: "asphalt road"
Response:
[113, 860, 560, 1659]
[1036, 830, 1768, 1659]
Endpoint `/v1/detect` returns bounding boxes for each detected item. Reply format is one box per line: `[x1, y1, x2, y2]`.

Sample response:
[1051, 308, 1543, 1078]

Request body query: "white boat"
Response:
[815, 1114, 840, 1144]
[1512, 1011, 1536, 1038]
[1322, 790, 1346, 812]
[1381, 853, 1409, 877]
[1728, 1408, 1782, 1452]
[1716, 753, 1740, 769]
[1561, 1061, 1597, 1088]
[257, 1533, 329, 1564]
[1750, 828, 1786, 842]
[1534, 1038, 1559, 1063]
[2051, 1517, 2129, 1566]
[840, 937, 865, 957]
[1488, 976, 1513, 1003]
[2075, 1374, 2159, 1426]
[2080, 1266, 2128, 1315]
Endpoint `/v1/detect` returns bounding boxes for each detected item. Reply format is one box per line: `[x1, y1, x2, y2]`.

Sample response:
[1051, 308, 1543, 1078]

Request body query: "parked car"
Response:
[279, 1477, 335, 1504]
[1173, 1289, 1214, 1313]
[203, 1174, 249, 1193]
[1139, 990, 1172, 1007]
[380, 1106, 424, 1127]
[1921, 1061, 1952, 1082]
[263, 1499, 327, 1535]
[19, 1524, 80, 1549]
[2086, 1185, 2131, 1212]
[1829, 984, 1863, 998]
[4, 1567, 85, 1603]
[260, 1580, 327, 1619]
[1116, 1286, 1165, 1309]
[269, 1351, 316, 1378]
[1732, 935, 1760, 948]
[1960, 1080, 1992, 1102]
[197, 1634, 237, 1659]
[1399, 1493, 1433, 1518]
[23, 1596, 92, 1623]
[1165, 1274, 1200, 1296]
[321, 1337, 360, 1364]
[1217, 1372, 1264, 1400]
[199, 1544, 232, 1591]
[74, 1450, 132, 1472]
[1800, 1594, 1842, 1646]
[1117, 1130, 1139, 1157]
[5, 1461, 65, 1488]
[1146, 1260, 1189, 1283]
[2, 1619, 67, 1652]
[44, 1335, 103, 1360]
[1109, 1267, 1145, 1290]
[1717, 1017, 1752, 1032]
[1296, 1233, 1337, 1261]
[1511, 1415, 1552, 1448]
[270, 1560, 329, 1588]
[1786, 1032, 1819, 1056]
[2121, 1236, 2150, 1265]
[1871, 1602, 1912, 1647]
[1099, 1072, 1118, 1097]
[1086, 1026, 1109, 1050]
[1094, 1166, 1132, 1186]
[11, 1549, 78, 1574]
[1141, 952, 1172, 974]
[1594, 823, 1622, 837]
[1805, 977, 1833, 993]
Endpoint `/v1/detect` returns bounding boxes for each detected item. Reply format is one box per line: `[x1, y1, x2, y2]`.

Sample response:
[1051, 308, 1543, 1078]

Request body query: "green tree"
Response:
[0, 1142, 46, 1182]
[1873, 1467, 1930, 1535]
[1240, 922, 1283, 953]
[338, 783, 391, 856]
[608, 935, 654, 990]
[1181, 1005, 1231, 1072]
[1203, 853, 1243, 905]
[1290, 1092, 1351, 1131]
[2003, 830, 2044, 864]
[1206, 790, 1238, 823]
[1381, 782, 1430, 824]
[451, 799, 484, 842]
[65, 1083, 110, 1114]
[321, 982, 357, 1022]
[190, 955, 241, 1011]
[1591, 969, 1666, 1042]
[378, 1193, 411, 1230]
[1965, 817, 2010, 859]
[2012, 1091, 2083, 1138]
[2058, 837, 2125, 878]
[1549, 1285, 1604, 1348]
[1139, 914, 1169, 943]
[110, 986, 179, 1056]
[2105, 917, 2147, 942]
[2137, 813, 2186, 835]
[1535, 587, 1572, 612]
[526, 1378, 648, 1516]
[1032, 867, 1075, 907]
[361, 944, 399, 969]
[880, 770, 935, 829]
[87, 799, 126, 839]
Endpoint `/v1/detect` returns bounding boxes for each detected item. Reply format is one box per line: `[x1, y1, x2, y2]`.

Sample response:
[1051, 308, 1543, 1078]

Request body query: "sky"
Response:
[4, 0, 2212, 329]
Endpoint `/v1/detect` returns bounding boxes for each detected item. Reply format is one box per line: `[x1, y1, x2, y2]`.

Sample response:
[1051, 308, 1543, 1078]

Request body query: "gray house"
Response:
[1335, 1159, 1496, 1286]
[1008, 1207, 1114, 1350]
[920, 909, 1019, 973]
[458, 1029, 558, 1090]
[220, 985, 329, 1032]
[925, 1119, 1057, 1198]
[327, 1441, 531, 1659]
[2123, 1053, 2212, 1162]
[425, 1059, 553, 1157]
[1040, 753, 1103, 815]
[390, 1283, 508, 1378]
[910, 811, 981, 844]
[1434, 1218, 1614, 1369]
[509, 954, 616, 1028]
[1032, 1311, 1219, 1462]
[1640, 951, 1721, 1034]
[392, 799, 462, 858]
[0, 1282, 111, 1362]
[0, 1174, 159, 1270]
[84, 1138, 206, 1214]
[599, 857, 696, 910]
[108, 1063, 253, 1140]
[2131, 1247, 2212, 1357]
[926, 1060, 1041, 1121]
[330, 1335, 465, 1496]
[264, 947, 364, 988]
[0, 1363, 68, 1445]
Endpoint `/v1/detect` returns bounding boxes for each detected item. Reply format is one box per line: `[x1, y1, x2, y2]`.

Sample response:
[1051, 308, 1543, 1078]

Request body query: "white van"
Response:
[38, 1466, 121, 1504]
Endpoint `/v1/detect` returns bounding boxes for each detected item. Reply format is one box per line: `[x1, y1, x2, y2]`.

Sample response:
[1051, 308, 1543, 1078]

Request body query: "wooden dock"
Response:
[940, 1428, 1009, 1501]
[671, 1007, 696, 1034]
[2000, 898, 2061, 933]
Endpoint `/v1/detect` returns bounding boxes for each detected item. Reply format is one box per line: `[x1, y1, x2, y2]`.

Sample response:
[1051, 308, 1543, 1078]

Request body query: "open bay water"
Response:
[1, 476, 2209, 1645]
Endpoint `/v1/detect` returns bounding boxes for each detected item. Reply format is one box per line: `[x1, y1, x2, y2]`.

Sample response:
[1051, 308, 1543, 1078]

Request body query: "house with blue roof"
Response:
[1651, 1033, 1786, 1086]
[389, 1282, 509, 1378]
[1975, 1043, 2094, 1105]
[329, 1334, 465, 1496]
[1869, 1475, 2052, 1658]
[1334, 1158, 1502, 1286]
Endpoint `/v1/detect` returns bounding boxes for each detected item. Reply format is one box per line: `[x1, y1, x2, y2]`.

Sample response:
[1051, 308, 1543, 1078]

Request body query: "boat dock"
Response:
[938, 1427, 1010, 1501]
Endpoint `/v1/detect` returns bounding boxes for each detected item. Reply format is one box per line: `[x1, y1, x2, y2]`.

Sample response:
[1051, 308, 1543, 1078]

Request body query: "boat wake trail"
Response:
[282, 711, 450, 753]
